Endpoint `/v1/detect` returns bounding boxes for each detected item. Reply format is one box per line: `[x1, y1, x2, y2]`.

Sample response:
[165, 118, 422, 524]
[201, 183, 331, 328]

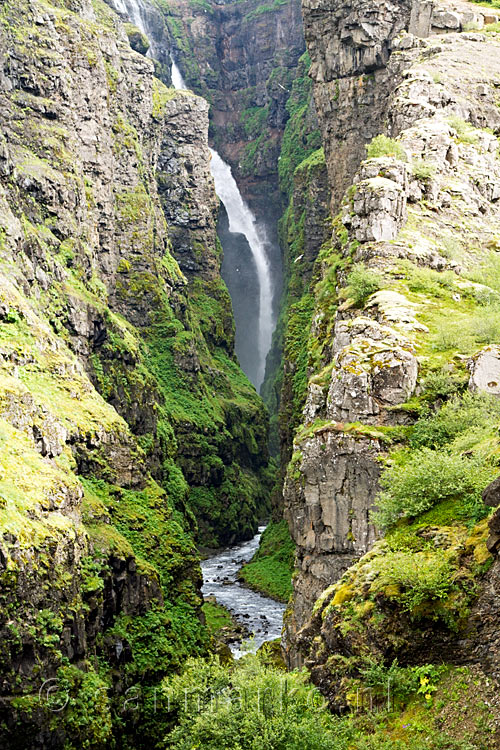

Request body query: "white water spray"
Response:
[170, 56, 273, 387]
[106, 0, 275, 387]
[170, 56, 187, 90]
[208, 150, 273, 387]
[111, 0, 143, 28]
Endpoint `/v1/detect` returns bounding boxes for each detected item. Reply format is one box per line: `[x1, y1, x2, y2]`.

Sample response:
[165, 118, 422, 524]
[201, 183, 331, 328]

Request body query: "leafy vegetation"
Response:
[374, 392, 500, 529]
[374, 448, 494, 530]
[158, 654, 489, 749]
[342, 263, 384, 307]
[366, 135, 407, 161]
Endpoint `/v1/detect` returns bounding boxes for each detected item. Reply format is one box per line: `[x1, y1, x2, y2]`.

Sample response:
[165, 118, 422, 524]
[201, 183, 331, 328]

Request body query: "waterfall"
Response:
[170, 57, 187, 90]
[105, 0, 275, 388]
[108, 0, 143, 29]
[208, 150, 273, 388]
[170, 56, 273, 388]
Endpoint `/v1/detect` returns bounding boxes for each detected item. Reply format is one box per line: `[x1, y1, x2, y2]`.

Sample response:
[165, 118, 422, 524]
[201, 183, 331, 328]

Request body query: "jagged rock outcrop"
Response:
[302, 0, 414, 208]
[284, 4, 500, 673]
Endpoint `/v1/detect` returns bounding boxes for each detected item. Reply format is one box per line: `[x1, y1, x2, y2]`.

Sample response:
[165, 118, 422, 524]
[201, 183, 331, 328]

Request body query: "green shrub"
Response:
[373, 448, 493, 529]
[163, 655, 353, 750]
[412, 160, 437, 181]
[447, 116, 478, 144]
[343, 263, 383, 307]
[410, 393, 500, 449]
[366, 135, 406, 161]
[421, 369, 466, 401]
[376, 549, 453, 615]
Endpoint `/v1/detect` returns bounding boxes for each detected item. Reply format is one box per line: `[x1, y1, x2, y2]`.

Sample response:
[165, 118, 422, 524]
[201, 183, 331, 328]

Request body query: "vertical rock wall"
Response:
[284, 0, 500, 669]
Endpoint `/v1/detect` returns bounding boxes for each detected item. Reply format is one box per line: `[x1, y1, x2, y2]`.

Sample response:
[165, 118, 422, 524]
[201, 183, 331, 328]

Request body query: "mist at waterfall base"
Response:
[169, 59, 276, 390]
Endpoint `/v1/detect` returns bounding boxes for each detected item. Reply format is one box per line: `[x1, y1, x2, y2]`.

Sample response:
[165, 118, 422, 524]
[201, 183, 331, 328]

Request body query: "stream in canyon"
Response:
[201, 528, 286, 657]
[107, 0, 284, 648]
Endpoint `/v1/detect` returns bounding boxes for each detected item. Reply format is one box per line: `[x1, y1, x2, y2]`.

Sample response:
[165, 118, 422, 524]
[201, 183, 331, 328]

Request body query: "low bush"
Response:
[375, 549, 453, 615]
[373, 448, 493, 529]
[163, 655, 353, 750]
[410, 393, 500, 449]
[343, 263, 383, 307]
[366, 135, 407, 161]
[412, 160, 437, 181]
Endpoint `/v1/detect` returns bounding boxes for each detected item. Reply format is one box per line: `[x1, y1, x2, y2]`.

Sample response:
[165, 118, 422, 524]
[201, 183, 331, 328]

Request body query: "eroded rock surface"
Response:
[284, 3, 500, 669]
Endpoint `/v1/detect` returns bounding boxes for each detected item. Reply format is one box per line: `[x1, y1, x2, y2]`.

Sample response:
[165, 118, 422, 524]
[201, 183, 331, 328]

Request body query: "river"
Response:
[201, 527, 286, 657]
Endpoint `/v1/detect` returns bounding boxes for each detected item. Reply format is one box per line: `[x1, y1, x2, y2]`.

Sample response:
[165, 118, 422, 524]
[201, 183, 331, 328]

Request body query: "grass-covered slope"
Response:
[238, 520, 295, 601]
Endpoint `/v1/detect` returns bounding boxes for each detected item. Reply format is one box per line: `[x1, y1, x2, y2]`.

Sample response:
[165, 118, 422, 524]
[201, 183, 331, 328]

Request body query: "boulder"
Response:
[468, 346, 500, 396]
[483, 476, 500, 509]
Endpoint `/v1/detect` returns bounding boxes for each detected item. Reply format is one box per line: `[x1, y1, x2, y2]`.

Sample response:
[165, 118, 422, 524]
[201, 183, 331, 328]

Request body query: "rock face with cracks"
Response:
[284, 0, 500, 679]
[0, 0, 271, 745]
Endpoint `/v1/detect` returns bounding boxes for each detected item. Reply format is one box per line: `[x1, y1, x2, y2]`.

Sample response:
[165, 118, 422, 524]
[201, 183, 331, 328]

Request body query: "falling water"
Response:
[170, 56, 187, 90]
[106, 0, 275, 387]
[110, 0, 143, 27]
[170, 56, 273, 387]
[208, 150, 273, 388]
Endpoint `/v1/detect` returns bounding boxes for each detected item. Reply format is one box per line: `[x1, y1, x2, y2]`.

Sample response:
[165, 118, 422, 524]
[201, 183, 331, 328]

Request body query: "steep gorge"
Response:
[3, 0, 500, 746]
[0, 0, 273, 744]
[280, 0, 500, 728]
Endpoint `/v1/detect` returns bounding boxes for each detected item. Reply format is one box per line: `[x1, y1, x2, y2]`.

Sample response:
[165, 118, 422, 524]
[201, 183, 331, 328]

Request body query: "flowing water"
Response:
[201, 528, 286, 657]
[208, 150, 273, 389]
[105, 4, 285, 650]
[111, 0, 143, 27]
[107, 0, 276, 388]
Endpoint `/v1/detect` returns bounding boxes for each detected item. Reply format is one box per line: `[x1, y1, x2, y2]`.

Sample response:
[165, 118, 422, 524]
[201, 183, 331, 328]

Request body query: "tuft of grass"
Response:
[412, 160, 437, 181]
[342, 263, 384, 307]
[447, 116, 478, 144]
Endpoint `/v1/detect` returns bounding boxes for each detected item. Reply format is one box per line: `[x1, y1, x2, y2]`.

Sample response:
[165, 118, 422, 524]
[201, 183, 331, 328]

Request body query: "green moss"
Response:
[152, 77, 182, 119]
[124, 22, 150, 55]
[277, 52, 322, 196]
[238, 520, 295, 601]
[0, 418, 78, 554]
[202, 600, 234, 633]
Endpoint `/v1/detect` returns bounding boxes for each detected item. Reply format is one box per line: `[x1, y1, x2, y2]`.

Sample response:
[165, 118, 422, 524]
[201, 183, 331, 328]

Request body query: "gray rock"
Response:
[468, 346, 500, 396]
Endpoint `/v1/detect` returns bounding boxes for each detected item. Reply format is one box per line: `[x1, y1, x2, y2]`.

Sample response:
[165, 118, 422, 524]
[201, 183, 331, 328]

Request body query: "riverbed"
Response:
[201, 527, 286, 657]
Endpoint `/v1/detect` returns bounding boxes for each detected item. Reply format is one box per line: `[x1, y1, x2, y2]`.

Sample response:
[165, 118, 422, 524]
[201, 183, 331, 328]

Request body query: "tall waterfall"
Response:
[110, 0, 143, 27]
[106, 0, 275, 388]
[170, 56, 273, 388]
[208, 150, 273, 388]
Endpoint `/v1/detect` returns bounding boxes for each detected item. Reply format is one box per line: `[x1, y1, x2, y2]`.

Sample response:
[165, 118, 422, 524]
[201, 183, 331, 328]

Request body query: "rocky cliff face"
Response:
[165, 0, 306, 212]
[283, 0, 500, 682]
[0, 0, 271, 745]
